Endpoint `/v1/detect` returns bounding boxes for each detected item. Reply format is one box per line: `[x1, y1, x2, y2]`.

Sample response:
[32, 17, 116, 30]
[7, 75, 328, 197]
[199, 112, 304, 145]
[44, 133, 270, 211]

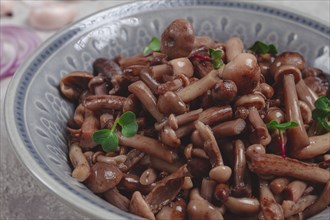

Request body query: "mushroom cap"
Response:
[168, 57, 194, 78]
[59, 71, 93, 101]
[222, 53, 261, 95]
[211, 80, 237, 104]
[130, 191, 155, 220]
[235, 94, 266, 110]
[270, 52, 305, 75]
[84, 162, 123, 193]
[209, 166, 232, 183]
[157, 91, 187, 115]
[274, 64, 302, 83]
[161, 18, 195, 59]
[160, 126, 181, 148]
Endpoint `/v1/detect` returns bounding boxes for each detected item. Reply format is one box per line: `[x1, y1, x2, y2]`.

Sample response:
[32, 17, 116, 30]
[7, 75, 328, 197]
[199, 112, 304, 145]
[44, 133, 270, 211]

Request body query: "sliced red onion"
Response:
[0, 26, 41, 80]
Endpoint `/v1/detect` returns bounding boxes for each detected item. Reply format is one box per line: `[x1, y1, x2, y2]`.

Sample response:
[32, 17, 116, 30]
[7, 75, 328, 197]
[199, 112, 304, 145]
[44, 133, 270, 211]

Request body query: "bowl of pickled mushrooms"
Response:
[5, 0, 330, 219]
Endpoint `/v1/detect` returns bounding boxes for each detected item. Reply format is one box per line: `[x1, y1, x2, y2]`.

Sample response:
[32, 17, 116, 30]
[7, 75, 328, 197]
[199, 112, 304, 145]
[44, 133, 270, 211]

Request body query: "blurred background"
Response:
[0, 0, 329, 219]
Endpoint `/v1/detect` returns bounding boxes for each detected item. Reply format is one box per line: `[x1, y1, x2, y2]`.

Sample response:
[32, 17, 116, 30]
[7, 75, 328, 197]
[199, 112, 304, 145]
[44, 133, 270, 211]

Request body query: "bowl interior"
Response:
[5, 0, 329, 219]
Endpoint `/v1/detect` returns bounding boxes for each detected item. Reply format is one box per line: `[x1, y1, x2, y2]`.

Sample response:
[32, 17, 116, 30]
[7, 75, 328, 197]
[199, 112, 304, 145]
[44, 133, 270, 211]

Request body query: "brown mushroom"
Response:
[140, 168, 158, 186]
[118, 133, 177, 163]
[232, 139, 251, 197]
[282, 195, 317, 218]
[295, 79, 318, 110]
[195, 121, 232, 183]
[302, 180, 330, 219]
[247, 153, 330, 184]
[161, 18, 195, 59]
[221, 53, 261, 95]
[225, 36, 244, 62]
[80, 109, 99, 149]
[69, 142, 91, 182]
[128, 80, 164, 122]
[84, 162, 123, 193]
[270, 55, 309, 155]
[187, 188, 224, 220]
[269, 177, 290, 195]
[259, 179, 284, 220]
[294, 133, 330, 159]
[248, 107, 271, 146]
[200, 178, 217, 202]
[103, 187, 130, 212]
[193, 36, 216, 49]
[175, 106, 233, 138]
[284, 180, 308, 202]
[155, 108, 202, 131]
[60, 71, 93, 101]
[211, 79, 238, 104]
[156, 198, 187, 220]
[130, 191, 155, 220]
[157, 69, 220, 115]
[212, 118, 246, 137]
[83, 95, 127, 111]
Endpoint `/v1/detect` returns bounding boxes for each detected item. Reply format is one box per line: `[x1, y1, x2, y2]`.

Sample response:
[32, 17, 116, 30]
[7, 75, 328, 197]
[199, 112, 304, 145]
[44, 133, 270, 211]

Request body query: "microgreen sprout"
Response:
[92, 111, 138, 152]
[266, 120, 298, 158]
[192, 48, 224, 69]
[143, 37, 161, 55]
[312, 96, 330, 133]
[249, 41, 278, 55]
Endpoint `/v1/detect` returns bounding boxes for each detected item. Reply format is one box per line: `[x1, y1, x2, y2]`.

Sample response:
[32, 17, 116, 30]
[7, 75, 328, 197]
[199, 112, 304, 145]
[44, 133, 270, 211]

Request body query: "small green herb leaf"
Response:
[209, 48, 224, 69]
[312, 96, 330, 132]
[143, 37, 161, 55]
[249, 41, 278, 55]
[92, 112, 139, 152]
[92, 129, 119, 152]
[266, 120, 298, 131]
[266, 120, 298, 158]
[118, 111, 138, 137]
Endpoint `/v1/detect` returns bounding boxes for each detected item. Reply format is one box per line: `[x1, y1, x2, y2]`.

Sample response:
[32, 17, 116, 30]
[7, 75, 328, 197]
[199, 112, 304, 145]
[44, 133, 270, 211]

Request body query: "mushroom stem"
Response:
[212, 118, 246, 137]
[284, 180, 308, 202]
[128, 80, 164, 122]
[139, 68, 160, 94]
[176, 70, 220, 103]
[176, 106, 232, 138]
[69, 142, 91, 182]
[118, 134, 177, 163]
[247, 153, 330, 184]
[155, 108, 202, 131]
[259, 180, 284, 220]
[248, 107, 271, 146]
[294, 133, 330, 159]
[187, 188, 224, 220]
[195, 121, 232, 183]
[282, 195, 317, 218]
[232, 139, 251, 197]
[295, 79, 318, 110]
[103, 187, 130, 212]
[283, 74, 310, 155]
[201, 178, 217, 202]
[224, 196, 261, 216]
[302, 180, 330, 219]
[270, 177, 290, 195]
[149, 156, 183, 173]
[83, 95, 126, 111]
[80, 109, 99, 150]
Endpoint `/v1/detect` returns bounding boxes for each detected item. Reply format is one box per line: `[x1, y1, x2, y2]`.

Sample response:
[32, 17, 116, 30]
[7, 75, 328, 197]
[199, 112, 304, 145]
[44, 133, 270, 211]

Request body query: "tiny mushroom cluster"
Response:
[59, 19, 330, 219]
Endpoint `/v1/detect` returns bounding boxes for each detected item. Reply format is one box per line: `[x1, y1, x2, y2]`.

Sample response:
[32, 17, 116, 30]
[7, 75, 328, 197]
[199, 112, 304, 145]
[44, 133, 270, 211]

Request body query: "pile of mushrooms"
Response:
[60, 19, 330, 219]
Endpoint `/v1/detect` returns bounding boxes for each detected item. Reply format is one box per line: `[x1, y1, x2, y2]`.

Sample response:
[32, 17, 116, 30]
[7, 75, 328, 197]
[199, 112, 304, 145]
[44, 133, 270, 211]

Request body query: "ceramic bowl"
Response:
[5, 0, 329, 219]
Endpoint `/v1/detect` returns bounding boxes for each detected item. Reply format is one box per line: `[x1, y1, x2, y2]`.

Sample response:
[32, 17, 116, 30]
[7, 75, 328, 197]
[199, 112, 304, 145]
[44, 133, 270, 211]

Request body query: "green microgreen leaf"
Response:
[249, 41, 278, 55]
[266, 120, 298, 159]
[312, 96, 330, 132]
[209, 48, 224, 69]
[266, 120, 298, 131]
[143, 37, 161, 55]
[92, 111, 138, 152]
[92, 129, 119, 152]
[118, 111, 138, 137]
